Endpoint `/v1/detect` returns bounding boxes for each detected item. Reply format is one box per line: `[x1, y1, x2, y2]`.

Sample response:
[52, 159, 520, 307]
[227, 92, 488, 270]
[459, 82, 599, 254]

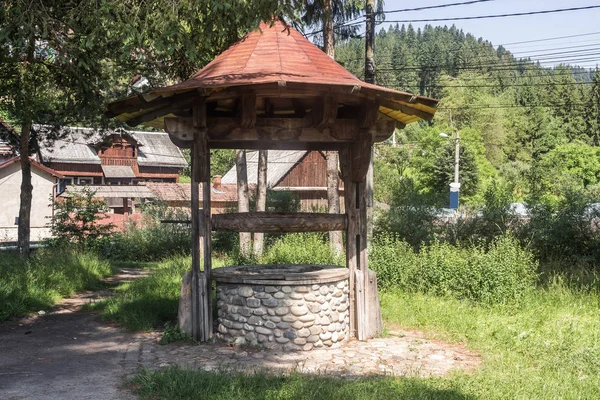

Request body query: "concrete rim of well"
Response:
[211, 264, 349, 285]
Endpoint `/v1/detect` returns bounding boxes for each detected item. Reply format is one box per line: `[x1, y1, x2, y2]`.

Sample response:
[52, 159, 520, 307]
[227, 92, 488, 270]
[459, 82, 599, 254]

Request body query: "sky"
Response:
[376, 0, 600, 67]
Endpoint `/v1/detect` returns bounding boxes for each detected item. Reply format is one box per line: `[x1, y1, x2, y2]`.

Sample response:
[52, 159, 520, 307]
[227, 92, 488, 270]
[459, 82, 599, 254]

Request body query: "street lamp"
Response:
[440, 131, 461, 209]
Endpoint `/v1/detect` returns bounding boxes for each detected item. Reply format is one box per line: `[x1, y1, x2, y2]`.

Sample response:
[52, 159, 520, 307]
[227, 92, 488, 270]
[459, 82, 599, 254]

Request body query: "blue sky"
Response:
[377, 0, 600, 67]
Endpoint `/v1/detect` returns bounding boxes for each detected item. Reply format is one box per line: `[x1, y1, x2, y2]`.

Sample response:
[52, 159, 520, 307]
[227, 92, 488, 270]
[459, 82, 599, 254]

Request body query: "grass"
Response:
[131, 368, 469, 400]
[128, 275, 600, 399]
[0, 247, 115, 321]
[89, 256, 228, 331]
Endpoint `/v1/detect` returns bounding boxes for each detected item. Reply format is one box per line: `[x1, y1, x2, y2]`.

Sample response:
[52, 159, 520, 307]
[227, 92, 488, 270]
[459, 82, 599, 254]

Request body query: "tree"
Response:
[50, 187, 114, 244]
[253, 150, 268, 257]
[0, 1, 124, 256]
[236, 150, 251, 256]
[0, 0, 298, 257]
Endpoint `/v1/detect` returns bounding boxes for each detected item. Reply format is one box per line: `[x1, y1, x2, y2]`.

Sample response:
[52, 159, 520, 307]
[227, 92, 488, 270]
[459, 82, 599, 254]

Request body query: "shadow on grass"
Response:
[131, 366, 473, 400]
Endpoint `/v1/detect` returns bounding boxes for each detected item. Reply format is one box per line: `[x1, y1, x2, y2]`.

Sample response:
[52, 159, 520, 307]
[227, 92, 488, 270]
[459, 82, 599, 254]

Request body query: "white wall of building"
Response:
[0, 162, 56, 242]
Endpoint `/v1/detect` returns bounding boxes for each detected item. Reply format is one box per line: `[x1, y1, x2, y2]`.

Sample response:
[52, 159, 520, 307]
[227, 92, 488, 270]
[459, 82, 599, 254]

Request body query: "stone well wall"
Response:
[213, 265, 350, 351]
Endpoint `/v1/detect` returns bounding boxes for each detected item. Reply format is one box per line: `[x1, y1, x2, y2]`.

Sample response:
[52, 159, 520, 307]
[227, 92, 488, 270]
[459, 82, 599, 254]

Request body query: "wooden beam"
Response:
[190, 143, 201, 341]
[201, 148, 213, 341]
[193, 98, 209, 182]
[313, 95, 338, 127]
[106, 90, 196, 117]
[359, 100, 380, 129]
[165, 117, 194, 148]
[212, 212, 347, 233]
[239, 93, 257, 128]
[340, 149, 357, 338]
[350, 135, 373, 182]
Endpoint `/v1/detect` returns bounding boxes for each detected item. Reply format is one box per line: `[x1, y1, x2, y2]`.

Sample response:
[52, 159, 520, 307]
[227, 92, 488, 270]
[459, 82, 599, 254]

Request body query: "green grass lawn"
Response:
[0, 248, 115, 321]
[125, 271, 600, 399]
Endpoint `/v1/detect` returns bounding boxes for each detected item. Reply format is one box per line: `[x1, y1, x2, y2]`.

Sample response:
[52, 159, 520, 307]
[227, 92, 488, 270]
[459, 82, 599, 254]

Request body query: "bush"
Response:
[521, 190, 600, 265]
[0, 247, 114, 320]
[97, 202, 191, 261]
[371, 233, 538, 304]
[227, 233, 345, 266]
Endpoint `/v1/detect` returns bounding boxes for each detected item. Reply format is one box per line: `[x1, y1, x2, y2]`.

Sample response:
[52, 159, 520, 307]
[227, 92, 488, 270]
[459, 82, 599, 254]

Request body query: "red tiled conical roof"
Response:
[108, 20, 439, 127]
[161, 20, 369, 91]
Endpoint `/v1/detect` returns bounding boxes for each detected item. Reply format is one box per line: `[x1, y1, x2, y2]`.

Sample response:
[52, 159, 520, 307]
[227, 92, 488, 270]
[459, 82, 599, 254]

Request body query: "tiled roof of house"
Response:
[146, 182, 238, 203]
[221, 150, 306, 187]
[35, 126, 187, 168]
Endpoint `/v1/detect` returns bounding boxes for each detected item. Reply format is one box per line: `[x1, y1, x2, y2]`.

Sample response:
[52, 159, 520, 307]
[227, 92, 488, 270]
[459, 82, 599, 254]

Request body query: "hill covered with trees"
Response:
[336, 24, 600, 206]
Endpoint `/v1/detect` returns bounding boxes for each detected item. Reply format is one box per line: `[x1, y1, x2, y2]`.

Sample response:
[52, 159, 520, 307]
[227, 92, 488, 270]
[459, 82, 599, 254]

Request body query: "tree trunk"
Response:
[253, 150, 268, 257]
[323, 0, 334, 58]
[18, 122, 33, 257]
[236, 149, 251, 256]
[326, 151, 343, 255]
[321, 2, 342, 255]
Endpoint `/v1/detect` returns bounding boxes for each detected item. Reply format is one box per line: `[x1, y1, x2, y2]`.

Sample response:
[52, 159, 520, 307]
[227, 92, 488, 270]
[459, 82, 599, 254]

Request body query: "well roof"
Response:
[107, 20, 439, 129]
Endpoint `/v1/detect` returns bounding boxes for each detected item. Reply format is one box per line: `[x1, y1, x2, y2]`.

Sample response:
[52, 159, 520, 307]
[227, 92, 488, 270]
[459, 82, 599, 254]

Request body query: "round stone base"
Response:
[213, 265, 350, 351]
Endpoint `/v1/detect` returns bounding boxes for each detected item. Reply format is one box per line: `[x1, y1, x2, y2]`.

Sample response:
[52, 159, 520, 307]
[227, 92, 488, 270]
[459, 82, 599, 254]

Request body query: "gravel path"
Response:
[0, 268, 148, 400]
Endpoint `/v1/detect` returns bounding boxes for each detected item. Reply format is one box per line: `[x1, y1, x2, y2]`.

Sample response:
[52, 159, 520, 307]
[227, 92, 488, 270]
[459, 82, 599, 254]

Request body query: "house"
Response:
[221, 150, 344, 212]
[0, 138, 14, 165]
[0, 157, 63, 242]
[34, 126, 187, 189]
[146, 181, 238, 213]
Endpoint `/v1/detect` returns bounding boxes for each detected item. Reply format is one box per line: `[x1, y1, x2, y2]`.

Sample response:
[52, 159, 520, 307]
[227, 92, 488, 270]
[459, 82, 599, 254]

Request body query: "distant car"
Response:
[509, 202, 530, 217]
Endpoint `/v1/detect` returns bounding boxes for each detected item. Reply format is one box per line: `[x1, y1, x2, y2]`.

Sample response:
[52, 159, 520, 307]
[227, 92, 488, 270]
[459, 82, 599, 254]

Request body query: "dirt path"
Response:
[0, 268, 149, 400]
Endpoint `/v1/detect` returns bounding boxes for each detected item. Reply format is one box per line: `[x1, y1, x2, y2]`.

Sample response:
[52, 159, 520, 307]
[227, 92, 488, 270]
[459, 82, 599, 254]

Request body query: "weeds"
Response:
[0, 247, 114, 321]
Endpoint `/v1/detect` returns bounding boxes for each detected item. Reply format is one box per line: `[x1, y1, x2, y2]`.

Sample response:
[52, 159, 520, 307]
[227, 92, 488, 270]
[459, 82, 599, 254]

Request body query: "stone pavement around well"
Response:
[131, 328, 480, 378]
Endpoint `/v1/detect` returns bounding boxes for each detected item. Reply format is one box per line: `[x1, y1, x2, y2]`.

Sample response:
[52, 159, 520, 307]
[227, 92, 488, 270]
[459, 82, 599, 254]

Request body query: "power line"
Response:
[437, 102, 590, 110]
[383, 0, 498, 15]
[382, 5, 600, 24]
[426, 81, 595, 89]
[306, 0, 500, 36]
[499, 31, 600, 47]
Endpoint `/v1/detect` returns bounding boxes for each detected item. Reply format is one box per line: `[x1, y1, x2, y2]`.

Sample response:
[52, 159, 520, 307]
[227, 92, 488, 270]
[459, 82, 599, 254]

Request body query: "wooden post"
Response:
[340, 148, 358, 338]
[190, 144, 201, 341]
[192, 97, 212, 341]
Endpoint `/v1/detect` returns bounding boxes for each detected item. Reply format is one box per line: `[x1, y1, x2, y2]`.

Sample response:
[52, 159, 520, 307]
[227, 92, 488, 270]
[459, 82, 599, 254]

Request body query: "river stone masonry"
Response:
[213, 265, 350, 351]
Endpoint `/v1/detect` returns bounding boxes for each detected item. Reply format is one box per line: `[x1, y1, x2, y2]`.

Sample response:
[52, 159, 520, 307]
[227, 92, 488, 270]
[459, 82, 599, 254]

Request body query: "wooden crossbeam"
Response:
[212, 212, 347, 233]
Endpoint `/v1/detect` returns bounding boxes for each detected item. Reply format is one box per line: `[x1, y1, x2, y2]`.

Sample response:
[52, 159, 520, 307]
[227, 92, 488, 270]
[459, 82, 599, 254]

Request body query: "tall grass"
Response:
[90, 255, 191, 331]
[0, 248, 114, 321]
[370, 234, 538, 304]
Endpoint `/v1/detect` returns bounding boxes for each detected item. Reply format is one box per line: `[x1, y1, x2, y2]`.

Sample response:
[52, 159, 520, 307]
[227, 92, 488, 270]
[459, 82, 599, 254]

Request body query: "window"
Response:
[77, 177, 93, 185]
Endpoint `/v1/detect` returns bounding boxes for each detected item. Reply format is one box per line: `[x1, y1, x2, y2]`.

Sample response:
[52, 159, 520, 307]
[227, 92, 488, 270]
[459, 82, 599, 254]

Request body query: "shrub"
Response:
[371, 233, 537, 304]
[226, 233, 345, 266]
[521, 190, 600, 265]
[0, 247, 114, 320]
[263, 233, 345, 266]
[97, 202, 191, 261]
[50, 186, 114, 244]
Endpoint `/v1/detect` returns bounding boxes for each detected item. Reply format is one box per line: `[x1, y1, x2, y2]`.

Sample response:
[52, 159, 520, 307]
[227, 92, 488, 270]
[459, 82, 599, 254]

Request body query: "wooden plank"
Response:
[359, 100, 380, 129]
[212, 212, 347, 233]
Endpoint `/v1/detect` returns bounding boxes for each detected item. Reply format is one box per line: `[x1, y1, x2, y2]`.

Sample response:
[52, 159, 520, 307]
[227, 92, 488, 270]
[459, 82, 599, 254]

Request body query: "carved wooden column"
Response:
[191, 97, 212, 341]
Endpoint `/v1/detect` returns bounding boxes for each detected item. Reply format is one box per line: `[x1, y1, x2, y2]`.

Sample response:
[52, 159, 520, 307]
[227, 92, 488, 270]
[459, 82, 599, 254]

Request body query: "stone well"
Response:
[213, 264, 350, 351]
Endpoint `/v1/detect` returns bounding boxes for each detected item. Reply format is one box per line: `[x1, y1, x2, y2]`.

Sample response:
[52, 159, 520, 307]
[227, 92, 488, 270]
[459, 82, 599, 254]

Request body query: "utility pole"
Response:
[365, 0, 375, 247]
[365, 0, 375, 84]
